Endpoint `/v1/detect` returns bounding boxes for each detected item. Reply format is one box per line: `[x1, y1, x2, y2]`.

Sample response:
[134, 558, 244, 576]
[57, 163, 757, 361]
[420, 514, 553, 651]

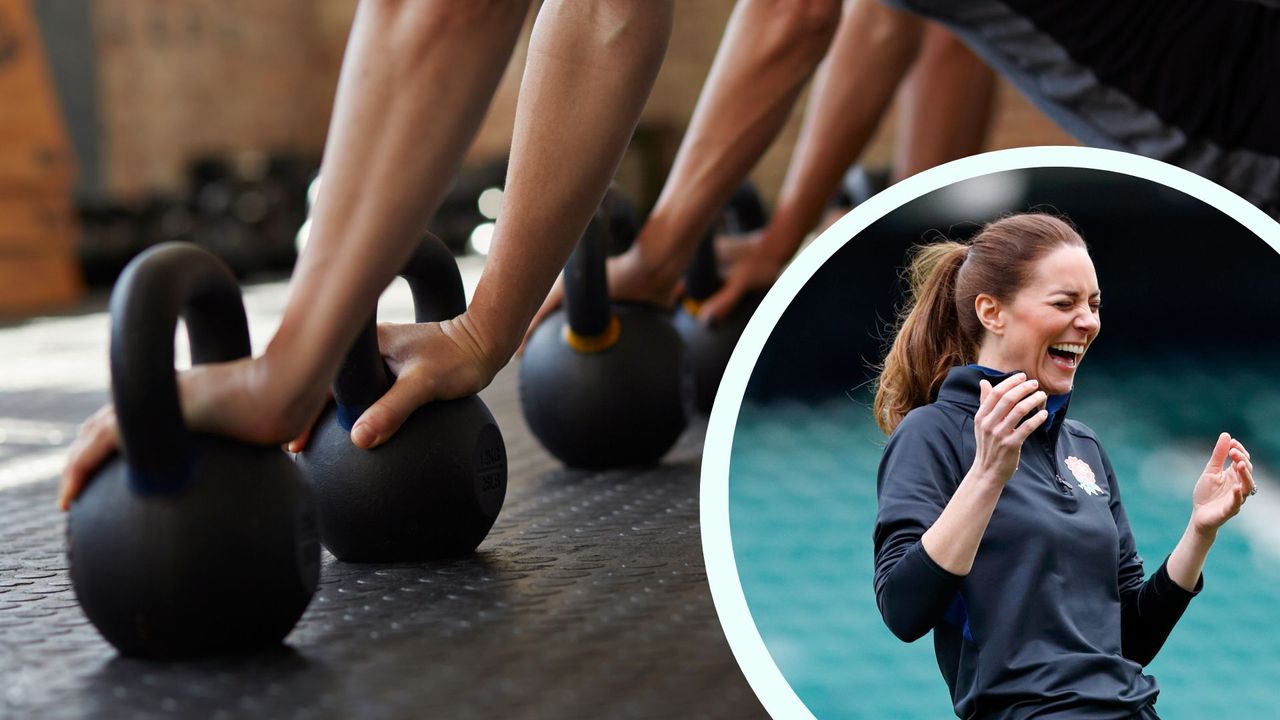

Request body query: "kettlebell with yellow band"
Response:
[674, 182, 768, 415]
[519, 200, 688, 468]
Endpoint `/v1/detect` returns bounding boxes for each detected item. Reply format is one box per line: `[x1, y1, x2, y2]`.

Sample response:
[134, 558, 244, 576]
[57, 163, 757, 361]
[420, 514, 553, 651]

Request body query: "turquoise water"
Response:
[729, 360, 1280, 719]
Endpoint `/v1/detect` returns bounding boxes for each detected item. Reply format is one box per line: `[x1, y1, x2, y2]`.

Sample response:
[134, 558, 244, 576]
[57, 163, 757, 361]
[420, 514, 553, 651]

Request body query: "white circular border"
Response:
[699, 146, 1280, 719]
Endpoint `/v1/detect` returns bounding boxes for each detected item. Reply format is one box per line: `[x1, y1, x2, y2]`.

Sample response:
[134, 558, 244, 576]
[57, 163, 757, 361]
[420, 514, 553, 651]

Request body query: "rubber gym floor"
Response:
[0, 263, 767, 720]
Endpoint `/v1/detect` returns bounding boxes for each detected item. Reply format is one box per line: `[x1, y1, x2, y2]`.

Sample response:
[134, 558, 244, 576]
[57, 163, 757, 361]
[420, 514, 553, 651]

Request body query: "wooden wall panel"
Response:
[0, 0, 83, 314]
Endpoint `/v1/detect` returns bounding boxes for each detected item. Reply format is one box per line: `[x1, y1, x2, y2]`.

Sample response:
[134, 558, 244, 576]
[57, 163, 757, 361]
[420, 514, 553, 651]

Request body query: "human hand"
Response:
[300, 313, 505, 452]
[970, 373, 1048, 486]
[59, 356, 326, 510]
[1190, 432, 1255, 535]
[696, 230, 786, 323]
[521, 246, 682, 352]
[58, 404, 118, 511]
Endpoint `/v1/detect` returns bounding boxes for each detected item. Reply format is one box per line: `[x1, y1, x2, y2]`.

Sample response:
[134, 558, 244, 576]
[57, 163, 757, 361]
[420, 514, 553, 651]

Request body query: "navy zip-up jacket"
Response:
[873, 366, 1201, 719]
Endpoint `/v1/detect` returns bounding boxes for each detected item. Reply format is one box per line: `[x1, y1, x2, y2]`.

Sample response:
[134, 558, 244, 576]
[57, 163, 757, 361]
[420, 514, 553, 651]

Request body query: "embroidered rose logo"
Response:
[1065, 456, 1105, 496]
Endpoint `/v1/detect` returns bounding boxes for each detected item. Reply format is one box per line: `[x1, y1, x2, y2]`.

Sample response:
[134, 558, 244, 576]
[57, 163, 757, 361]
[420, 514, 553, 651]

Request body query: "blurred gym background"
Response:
[0, 0, 1078, 319]
[729, 167, 1280, 718]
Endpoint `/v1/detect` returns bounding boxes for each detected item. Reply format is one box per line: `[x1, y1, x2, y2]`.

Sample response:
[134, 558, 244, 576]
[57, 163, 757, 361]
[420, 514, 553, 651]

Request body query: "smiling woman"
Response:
[870, 212, 1256, 719]
[874, 213, 1096, 432]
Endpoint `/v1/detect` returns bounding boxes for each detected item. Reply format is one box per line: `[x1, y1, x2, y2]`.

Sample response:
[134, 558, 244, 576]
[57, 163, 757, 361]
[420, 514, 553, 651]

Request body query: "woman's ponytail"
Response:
[873, 241, 973, 434]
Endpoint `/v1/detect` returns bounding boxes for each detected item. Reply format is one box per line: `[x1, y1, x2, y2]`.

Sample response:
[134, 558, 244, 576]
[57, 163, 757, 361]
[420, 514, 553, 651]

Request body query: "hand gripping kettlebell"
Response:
[519, 201, 689, 468]
[297, 233, 507, 562]
[674, 183, 769, 415]
[67, 243, 320, 659]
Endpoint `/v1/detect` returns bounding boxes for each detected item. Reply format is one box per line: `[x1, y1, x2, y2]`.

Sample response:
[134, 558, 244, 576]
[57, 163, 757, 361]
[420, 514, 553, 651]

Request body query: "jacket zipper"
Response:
[1039, 434, 1073, 495]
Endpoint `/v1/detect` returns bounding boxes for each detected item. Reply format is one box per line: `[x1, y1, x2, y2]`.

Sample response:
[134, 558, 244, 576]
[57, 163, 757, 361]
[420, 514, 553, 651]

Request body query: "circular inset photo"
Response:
[702, 148, 1280, 720]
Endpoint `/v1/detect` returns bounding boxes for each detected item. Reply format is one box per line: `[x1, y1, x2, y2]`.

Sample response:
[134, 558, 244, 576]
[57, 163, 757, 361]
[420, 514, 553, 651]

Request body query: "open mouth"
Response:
[1047, 342, 1085, 369]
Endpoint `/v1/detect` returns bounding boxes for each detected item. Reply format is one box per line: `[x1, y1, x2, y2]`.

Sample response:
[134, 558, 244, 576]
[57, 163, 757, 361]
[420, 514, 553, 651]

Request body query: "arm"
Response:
[625, 0, 843, 293]
[697, 0, 924, 319]
[1116, 433, 1255, 665]
[525, 0, 842, 330]
[1108, 450, 1197, 666]
[266, 0, 535, 432]
[61, 1, 675, 497]
[342, 0, 675, 448]
[1170, 433, 1254, 588]
[892, 22, 995, 180]
[61, 1, 534, 507]
[874, 374, 1046, 641]
[872, 410, 967, 643]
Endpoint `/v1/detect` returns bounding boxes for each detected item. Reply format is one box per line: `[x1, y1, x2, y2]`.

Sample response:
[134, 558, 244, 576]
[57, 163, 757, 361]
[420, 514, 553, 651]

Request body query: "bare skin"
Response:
[696, 0, 924, 322]
[892, 22, 995, 180]
[702, 18, 995, 320]
[527, 0, 845, 338]
[336, 1, 674, 450]
[59, 0, 674, 509]
[527, 2, 999, 333]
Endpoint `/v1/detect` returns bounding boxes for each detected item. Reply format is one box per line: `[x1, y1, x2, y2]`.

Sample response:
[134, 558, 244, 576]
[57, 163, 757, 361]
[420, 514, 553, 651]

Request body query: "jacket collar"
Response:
[935, 365, 1072, 440]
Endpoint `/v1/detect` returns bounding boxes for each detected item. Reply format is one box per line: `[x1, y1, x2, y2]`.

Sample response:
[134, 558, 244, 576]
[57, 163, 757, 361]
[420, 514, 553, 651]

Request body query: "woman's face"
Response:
[978, 244, 1101, 395]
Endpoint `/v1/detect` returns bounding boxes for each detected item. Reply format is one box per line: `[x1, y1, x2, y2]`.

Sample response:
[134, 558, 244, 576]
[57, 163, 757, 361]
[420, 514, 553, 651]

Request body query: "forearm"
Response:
[875, 460, 1003, 642]
[892, 22, 995, 180]
[920, 467, 1004, 575]
[1120, 556, 1201, 665]
[470, 0, 674, 363]
[636, 0, 841, 287]
[763, 0, 922, 264]
[1166, 521, 1214, 591]
[269, 1, 532, 412]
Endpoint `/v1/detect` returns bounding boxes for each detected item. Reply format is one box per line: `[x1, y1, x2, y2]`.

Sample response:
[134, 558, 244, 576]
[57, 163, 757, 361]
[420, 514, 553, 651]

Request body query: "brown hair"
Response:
[873, 212, 1086, 434]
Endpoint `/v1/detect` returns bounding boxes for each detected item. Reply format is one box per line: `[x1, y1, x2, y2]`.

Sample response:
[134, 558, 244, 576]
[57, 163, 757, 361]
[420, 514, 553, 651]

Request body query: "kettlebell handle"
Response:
[682, 229, 723, 304]
[563, 205, 613, 340]
[109, 243, 252, 492]
[331, 232, 467, 428]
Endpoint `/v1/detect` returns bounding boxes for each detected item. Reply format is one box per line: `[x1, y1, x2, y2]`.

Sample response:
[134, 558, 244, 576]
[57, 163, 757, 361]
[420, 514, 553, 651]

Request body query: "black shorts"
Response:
[885, 0, 1280, 219]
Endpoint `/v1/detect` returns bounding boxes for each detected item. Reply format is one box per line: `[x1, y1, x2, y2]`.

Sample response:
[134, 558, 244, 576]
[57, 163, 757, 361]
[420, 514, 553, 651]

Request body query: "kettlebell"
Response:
[519, 201, 688, 469]
[674, 182, 770, 416]
[722, 181, 769, 236]
[603, 184, 640, 255]
[67, 243, 320, 659]
[297, 233, 507, 562]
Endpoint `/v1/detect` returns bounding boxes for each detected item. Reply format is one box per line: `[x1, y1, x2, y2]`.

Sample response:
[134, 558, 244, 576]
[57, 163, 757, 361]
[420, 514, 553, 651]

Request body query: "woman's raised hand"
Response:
[1190, 432, 1255, 535]
[972, 373, 1048, 486]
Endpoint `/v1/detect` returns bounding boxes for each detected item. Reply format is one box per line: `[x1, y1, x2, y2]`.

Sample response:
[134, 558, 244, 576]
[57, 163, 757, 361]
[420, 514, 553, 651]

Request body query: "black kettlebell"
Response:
[297, 233, 507, 562]
[722, 181, 769, 236]
[603, 184, 640, 255]
[674, 183, 769, 415]
[67, 243, 320, 659]
[519, 201, 688, 468]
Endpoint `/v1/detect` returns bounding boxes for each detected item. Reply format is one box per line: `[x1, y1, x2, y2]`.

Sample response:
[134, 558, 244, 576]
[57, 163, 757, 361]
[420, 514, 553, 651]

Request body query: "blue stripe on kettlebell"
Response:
[126, 448, 199, 495]
[335, 403, 364, 433]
